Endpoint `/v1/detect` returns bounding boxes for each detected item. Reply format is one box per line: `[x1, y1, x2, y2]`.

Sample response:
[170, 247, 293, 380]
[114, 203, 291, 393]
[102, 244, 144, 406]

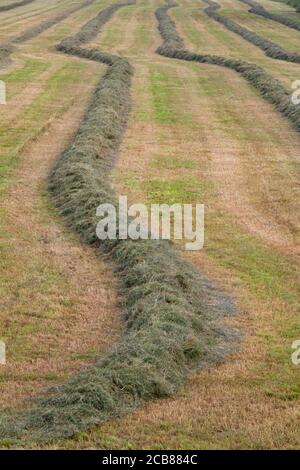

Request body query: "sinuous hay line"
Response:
[0, 1, 237, 445]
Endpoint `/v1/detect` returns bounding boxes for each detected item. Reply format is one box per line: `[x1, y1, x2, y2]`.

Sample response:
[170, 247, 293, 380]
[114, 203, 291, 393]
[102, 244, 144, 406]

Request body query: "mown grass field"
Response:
[0, 0, 299, 449]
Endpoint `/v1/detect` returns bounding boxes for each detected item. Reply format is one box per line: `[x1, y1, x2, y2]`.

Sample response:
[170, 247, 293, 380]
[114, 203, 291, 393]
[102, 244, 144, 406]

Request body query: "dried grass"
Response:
[0, 0, 237, 445]
[202, 0, 300, 63]
[240, 0, 300, 31]
[156, 1, 300, 133]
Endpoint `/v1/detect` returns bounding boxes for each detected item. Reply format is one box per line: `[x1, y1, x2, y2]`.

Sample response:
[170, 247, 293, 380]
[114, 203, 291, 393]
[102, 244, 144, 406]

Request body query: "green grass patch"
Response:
[144, 178, 213, 204]
[149, 67, 175, 124]
[0, 59, 49, 99]
[149, 65, 193, 125]
[153, 155, 197, 170]
[206, 210, 299, 304]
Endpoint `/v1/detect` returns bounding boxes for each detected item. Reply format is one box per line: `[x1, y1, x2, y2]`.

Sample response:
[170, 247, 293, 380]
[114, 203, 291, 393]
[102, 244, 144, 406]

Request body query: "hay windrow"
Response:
[156, 2, 300, 134]
[202, 0, 300, 63]
[12, 0, 97, 44]
[0, 0, 97, 66]
[239, 0, 300, 31]
[57, 1, 136, 50]
[0, 0, 237, 445]
[0, 0, 35, 12]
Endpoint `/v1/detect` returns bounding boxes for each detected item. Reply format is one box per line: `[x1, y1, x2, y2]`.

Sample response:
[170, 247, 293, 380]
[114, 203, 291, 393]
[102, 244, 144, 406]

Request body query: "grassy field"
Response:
[0, 0, 299, 449]
[0, 0, 121, 411]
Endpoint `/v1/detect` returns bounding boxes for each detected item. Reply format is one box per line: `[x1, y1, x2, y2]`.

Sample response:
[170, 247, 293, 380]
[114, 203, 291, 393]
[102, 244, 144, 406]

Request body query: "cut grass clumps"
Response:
[156, 2, 300, 134]
[156, 0, 185, 52]
[239, 0, 300, 31]
[0, 43, 14, 66]
[0, 0, 237, 445]
[202, 0, 300, 63]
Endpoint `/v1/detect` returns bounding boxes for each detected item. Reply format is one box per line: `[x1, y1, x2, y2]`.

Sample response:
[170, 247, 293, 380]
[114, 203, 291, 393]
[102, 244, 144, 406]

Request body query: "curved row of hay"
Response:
[57, 1, 134, 50]
[0, 0, 35, 12]
[202, 0, 300, 63]
[156, 2, 300, 133]
[0, 1, 237, 445]
[239, 0, 300, 32]
[13, 0, 96, 43]
[0, 0, 97, 66]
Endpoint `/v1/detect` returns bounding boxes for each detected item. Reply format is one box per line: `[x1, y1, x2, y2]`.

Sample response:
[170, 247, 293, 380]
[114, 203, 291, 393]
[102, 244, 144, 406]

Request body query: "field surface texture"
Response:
[0, 0, 299, 450]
